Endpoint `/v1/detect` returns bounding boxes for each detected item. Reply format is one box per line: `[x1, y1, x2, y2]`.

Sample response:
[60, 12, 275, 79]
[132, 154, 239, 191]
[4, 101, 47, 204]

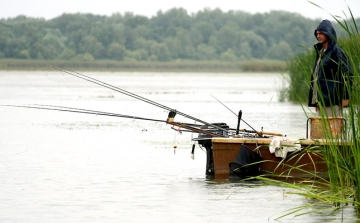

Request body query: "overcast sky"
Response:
[0, 0, 359, 20]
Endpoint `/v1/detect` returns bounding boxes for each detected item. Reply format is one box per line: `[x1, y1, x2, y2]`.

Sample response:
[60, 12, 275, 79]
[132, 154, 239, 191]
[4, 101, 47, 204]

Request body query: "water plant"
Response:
[274, 2, 360, 219]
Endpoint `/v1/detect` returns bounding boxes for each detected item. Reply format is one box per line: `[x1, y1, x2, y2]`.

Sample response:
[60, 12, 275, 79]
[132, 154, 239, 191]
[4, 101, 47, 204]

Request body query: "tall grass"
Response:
[277, 5, 360, 219]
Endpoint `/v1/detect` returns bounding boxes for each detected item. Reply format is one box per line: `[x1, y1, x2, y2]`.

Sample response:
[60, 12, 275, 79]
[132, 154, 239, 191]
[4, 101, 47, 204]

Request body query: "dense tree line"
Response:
[0, 8, 358, 62]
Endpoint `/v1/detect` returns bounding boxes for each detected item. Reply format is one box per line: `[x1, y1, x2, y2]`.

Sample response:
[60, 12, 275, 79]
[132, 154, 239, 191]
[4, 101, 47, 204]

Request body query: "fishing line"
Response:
[173, 130, 177, 154]
[49, 64, 231, 133]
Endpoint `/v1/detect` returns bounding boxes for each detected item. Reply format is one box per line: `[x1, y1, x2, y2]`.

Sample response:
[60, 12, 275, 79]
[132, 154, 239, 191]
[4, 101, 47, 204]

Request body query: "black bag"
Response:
[228, 144, 262, 180]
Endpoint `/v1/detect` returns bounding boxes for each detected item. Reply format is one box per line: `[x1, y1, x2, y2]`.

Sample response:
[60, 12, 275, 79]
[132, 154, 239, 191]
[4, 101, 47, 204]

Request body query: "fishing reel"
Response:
[166, 109, 177, 123]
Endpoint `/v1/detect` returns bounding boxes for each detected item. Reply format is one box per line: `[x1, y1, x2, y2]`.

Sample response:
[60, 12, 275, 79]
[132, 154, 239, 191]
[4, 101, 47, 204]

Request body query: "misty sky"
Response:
[0, 0, 359, 20]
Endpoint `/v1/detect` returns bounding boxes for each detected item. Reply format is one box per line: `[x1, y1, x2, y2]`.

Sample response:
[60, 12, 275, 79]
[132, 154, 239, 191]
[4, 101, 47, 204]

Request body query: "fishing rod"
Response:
[4, 104, 232, 137]
[49, 64, 232, 134]
[1, 104, 202, 128]
[210, 94, 265, 137]
[210, 94, 237, 117]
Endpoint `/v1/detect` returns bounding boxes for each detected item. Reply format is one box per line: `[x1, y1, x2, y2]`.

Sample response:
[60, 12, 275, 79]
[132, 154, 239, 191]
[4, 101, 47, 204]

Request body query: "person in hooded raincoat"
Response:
[308, 19, 353, 117]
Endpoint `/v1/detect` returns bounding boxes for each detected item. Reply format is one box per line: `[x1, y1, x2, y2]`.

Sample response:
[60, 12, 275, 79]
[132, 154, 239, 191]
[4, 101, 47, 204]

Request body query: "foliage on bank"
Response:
[0, 9, 358, 63]
[0, 59, 287, 72]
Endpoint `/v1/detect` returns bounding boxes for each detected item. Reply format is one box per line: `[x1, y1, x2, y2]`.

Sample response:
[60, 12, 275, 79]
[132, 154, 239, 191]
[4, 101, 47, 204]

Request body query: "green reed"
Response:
[311, 10, 360, 210]
[270, 5, 360, 219]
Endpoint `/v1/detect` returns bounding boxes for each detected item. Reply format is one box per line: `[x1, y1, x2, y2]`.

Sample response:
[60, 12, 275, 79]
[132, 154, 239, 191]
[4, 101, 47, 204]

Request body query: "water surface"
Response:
[0, 71, 357, 222]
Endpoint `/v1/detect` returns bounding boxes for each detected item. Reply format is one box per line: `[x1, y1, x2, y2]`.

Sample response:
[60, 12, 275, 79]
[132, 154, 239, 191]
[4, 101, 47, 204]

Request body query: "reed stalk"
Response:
[270, 4, 360, 219]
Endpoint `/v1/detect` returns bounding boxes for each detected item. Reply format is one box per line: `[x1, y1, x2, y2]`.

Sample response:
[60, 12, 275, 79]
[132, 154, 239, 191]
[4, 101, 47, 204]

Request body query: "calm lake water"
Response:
[0, 71, 357, 222]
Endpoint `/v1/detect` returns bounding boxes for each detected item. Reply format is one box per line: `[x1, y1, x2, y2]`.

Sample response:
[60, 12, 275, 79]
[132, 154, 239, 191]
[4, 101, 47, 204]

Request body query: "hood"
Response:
[314, 19, 337, 48]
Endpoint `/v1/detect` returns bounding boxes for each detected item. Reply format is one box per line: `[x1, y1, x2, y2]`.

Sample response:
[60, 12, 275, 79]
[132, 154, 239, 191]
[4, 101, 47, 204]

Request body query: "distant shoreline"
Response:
[0, 59, 287, 73]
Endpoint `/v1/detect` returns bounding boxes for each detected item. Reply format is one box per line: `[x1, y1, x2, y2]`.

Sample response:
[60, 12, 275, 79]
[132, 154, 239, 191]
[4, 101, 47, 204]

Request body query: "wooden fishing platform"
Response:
[166, 112, 351, 181]
[211, 137, 350, 180]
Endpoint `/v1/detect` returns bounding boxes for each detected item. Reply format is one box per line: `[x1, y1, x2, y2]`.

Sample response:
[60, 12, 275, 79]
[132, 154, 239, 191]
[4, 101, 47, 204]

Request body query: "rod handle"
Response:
[236, 110, 242, 135]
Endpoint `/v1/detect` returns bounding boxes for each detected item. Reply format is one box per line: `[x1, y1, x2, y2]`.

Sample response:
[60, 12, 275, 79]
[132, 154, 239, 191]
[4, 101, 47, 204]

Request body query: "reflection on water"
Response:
[0, 71, 357, 222]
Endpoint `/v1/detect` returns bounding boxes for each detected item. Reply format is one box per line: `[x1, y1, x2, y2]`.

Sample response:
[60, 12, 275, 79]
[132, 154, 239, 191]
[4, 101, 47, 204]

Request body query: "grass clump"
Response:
[272, 4, 360, 220]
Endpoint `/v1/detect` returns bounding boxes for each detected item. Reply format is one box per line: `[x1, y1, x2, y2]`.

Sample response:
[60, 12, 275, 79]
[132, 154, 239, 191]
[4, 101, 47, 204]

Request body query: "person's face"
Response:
[316, 31, 329, 46]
